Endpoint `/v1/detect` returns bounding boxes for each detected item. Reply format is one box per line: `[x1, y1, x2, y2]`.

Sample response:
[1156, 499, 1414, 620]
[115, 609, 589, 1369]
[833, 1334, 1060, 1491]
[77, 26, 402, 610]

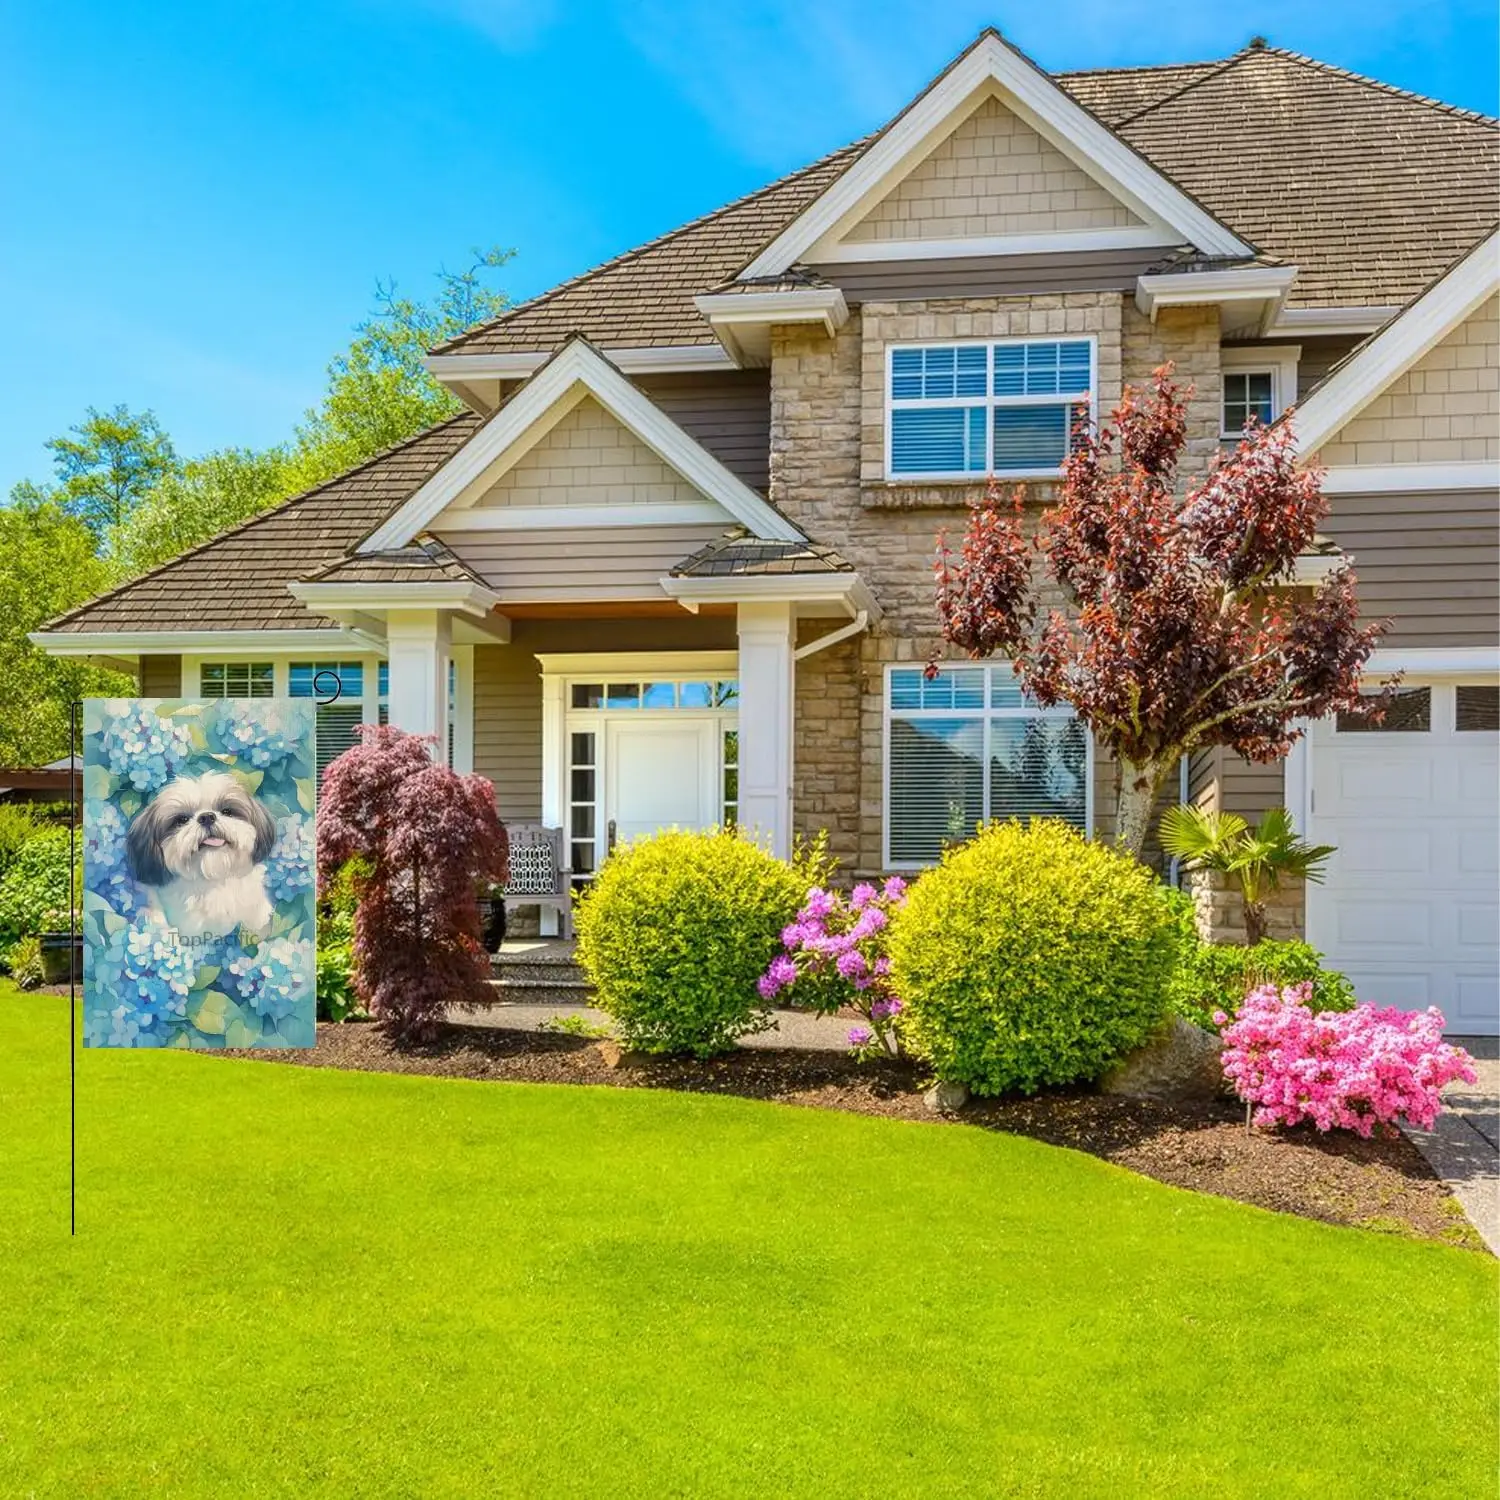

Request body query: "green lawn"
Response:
[1, 987, 1495, 1498]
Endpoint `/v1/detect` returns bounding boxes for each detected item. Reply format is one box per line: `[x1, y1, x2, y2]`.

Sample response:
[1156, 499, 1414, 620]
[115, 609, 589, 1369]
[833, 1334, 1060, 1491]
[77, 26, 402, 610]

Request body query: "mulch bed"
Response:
[223, 1018, 1486, 1253]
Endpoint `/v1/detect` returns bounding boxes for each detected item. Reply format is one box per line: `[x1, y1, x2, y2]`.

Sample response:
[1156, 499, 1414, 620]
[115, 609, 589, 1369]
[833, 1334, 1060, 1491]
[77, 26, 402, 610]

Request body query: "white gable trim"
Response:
[1295, 231, 1499, 458]
[433, 501, 731, 531]
[741, 33, 1249, 278]
[1318, 461, 1499, 494]
[362, 338, 802, 551]
[817, 225, 1174, 264]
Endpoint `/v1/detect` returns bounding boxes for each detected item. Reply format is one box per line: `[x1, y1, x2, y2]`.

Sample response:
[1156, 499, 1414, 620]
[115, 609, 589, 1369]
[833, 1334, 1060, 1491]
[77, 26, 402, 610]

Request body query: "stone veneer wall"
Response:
[771, 296, 1228, 887]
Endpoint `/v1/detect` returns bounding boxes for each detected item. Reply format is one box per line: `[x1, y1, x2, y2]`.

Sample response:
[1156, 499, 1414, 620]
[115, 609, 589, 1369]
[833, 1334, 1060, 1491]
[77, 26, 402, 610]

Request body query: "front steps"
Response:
[489, 939, 592, 1005]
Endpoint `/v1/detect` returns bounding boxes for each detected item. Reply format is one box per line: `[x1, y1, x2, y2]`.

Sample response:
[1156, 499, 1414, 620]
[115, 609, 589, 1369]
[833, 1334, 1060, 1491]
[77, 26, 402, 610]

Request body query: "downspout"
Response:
[793, 610, 869, 661]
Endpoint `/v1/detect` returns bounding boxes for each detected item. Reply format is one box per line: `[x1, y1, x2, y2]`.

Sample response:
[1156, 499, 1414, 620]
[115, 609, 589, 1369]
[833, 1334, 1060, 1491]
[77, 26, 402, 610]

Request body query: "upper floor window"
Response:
[887, 338, 1095, 480]
[1220, 346, 1300, 438]
[199, 662, 273, 698]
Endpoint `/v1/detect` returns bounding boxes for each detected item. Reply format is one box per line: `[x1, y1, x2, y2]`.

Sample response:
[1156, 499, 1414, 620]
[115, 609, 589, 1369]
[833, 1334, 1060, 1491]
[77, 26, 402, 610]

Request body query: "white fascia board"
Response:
[1365, 646, 1500, 677]
[1295, 231, 1500, 457]
[741, 34, 1249, 278]
[29, 628, 368, 656]
[424, 344, 737, 381]
[1270, 305, 1399, 336]
[287, 581, 502, 618]
[1136, 266, 1298, 330]
[813, 225, 1175, 264]
[661, 571, 879, 621]
[694, 287, 850, 367]
[364, 338, 803, 552]
[1319, 460, 1500, 494]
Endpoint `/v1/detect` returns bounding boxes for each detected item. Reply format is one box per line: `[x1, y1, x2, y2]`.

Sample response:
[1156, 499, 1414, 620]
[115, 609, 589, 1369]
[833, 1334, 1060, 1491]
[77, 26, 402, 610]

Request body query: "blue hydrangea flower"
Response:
[227, 936, 313, 1022]
[264, 814, 314, 904]
[213, 701, 304, 770]
[88, 910, 195, 1042]
[98, 703, 193, 793]
[87, 867, 149, 919]
[83, 798, 126, 872]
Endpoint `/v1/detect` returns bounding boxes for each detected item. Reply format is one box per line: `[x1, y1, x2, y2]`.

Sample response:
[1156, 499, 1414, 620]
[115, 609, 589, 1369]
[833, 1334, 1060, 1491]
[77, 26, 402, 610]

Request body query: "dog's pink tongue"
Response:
[201, 836, 226, 847]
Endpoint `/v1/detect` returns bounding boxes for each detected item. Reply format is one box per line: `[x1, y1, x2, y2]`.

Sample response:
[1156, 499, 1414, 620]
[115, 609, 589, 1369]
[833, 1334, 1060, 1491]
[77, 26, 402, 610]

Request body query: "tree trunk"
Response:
[1243, 899, 1268, 947]
[1114, 759, 1169, 860]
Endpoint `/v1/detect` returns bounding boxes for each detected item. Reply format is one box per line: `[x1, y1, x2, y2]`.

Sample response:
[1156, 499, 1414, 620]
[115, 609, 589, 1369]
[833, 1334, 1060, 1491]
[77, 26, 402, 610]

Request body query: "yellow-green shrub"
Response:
[576, 829, 825, 1057]
[889, 821, 1181, 1095]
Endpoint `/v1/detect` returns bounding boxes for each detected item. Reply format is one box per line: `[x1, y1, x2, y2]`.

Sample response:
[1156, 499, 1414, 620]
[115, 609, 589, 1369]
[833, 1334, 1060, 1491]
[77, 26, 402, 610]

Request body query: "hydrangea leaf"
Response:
[224, 1014, 262, 1048]
[228, 768, 264, 797]
[118, 789, 141, 817]
[82, 763, 114, 801]
[193, 964, 220, 990]
[82, 703, 105, 736]
[186, 722, 210, 754]
[296, 777, 315, 814]
[188, 990, 233, 1035]
[100, 910, 127, 937]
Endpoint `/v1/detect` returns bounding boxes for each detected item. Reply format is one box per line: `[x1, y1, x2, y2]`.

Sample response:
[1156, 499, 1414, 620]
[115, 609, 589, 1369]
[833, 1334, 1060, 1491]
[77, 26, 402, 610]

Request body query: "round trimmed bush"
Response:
[576, 828, 818, 1057]
[889, 821, 1181, 1095]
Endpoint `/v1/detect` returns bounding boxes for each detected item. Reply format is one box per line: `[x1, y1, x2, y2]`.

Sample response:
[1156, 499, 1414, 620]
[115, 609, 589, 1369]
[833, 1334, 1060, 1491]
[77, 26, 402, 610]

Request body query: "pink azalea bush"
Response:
[758, 878, 909, 1058]
[1217, 983, 1477, 1136]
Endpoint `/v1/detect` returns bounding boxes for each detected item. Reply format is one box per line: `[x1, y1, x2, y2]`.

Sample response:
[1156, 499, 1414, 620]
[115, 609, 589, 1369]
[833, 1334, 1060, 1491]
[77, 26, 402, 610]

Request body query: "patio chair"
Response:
[498, 822, 574, 940]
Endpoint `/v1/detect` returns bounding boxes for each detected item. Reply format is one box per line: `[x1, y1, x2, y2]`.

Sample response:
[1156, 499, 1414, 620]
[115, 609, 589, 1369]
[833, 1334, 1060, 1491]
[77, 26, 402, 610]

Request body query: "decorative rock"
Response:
[1100, 1017, 1224, 1101]
[923, 1080, 970, 1114]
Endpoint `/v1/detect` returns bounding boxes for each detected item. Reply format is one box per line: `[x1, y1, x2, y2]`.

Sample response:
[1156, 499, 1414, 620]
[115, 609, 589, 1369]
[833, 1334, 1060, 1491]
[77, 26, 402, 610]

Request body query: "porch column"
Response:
[385, 608, 451, 758]
[736, 600, 795, 857]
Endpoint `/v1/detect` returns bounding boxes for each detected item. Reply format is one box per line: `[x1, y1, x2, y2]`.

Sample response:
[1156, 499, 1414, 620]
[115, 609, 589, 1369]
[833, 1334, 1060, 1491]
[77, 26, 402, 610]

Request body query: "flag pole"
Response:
[69, 699, 79, 1237]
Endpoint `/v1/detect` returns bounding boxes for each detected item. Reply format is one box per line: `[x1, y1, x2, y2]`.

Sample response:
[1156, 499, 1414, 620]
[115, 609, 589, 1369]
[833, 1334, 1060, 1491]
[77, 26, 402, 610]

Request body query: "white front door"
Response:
[1306, 681, 1499, 1035]
[605, 718, 720, 850]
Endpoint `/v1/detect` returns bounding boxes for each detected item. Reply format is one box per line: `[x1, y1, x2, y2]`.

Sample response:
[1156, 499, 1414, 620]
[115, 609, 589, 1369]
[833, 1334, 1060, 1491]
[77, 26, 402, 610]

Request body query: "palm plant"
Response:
[1160, 805, 1336, 946]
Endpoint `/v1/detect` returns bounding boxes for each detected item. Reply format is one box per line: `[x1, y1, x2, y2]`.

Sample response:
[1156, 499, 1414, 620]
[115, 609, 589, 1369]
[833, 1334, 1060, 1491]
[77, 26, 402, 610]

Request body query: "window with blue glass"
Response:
[291, 661, 371, 778]
[887, 339, 1094, 479]
[885, 664, 1089, 867]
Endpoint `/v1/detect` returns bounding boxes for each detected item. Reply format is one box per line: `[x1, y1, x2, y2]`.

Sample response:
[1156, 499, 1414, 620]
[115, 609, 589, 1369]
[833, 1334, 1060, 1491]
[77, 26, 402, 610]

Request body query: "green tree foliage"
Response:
[43, 404, 179, 539]
[0, 495, 133, 765]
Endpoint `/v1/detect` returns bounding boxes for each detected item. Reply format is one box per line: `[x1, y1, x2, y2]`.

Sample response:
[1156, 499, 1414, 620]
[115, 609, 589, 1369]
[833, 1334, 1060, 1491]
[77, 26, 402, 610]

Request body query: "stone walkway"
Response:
[1402, 1037, 1499, 1255]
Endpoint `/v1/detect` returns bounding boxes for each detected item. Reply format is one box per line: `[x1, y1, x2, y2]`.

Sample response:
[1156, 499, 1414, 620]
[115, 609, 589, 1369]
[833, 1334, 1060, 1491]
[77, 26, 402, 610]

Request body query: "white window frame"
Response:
[884, 335, 1098, 483]
[882, 662, 1095, 870]
[1220, 344, 1301, 438]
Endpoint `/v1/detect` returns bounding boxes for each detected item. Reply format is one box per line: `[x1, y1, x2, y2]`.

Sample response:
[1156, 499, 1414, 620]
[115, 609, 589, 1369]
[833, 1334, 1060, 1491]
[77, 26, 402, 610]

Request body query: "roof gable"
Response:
[362, 338, 802, 551]
[1295, 230, 1500, 457]
[740, 30, 1251, 277]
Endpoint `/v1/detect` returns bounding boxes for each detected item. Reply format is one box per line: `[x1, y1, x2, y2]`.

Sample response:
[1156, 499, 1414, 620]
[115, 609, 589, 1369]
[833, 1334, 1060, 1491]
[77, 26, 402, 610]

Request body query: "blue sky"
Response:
[2, 1, 1495, 493]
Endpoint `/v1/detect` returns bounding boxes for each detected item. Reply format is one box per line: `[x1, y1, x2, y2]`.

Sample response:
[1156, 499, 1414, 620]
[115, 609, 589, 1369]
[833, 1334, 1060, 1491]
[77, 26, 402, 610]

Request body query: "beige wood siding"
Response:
[1318, 295, 1499, 466]
[1186, 746, 1286, 822]
[632, 371, 770, 494]
[432, 524, 727, 604]
[468, 395, 720, 511]
[472, 615, 738, 819]
[139, 655, 183, 696]
[844, 95, 1144, 244]
[1323, 486, 1499, 648]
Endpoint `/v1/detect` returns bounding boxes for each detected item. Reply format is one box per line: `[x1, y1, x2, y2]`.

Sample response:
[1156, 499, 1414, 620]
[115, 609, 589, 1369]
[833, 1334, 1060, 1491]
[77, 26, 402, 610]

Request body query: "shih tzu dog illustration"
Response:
[126, 771, 278, 938]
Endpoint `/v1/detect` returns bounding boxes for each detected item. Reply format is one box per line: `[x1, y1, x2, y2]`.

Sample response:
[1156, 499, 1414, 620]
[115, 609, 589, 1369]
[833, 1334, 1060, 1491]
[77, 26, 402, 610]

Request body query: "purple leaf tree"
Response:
[317, 725, 508, 1043]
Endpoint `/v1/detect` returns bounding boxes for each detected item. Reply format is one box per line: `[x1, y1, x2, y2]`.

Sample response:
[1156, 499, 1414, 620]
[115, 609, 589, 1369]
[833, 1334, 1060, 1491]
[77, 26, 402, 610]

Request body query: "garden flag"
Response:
[80, 698, 317, 1049]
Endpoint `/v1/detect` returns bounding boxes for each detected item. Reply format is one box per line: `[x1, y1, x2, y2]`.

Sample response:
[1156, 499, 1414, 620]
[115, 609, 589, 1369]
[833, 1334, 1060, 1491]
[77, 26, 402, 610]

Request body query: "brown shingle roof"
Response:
[440, 46, 1495, 356]
[45, 416, 481, 633]
[671, 533, 853, 577]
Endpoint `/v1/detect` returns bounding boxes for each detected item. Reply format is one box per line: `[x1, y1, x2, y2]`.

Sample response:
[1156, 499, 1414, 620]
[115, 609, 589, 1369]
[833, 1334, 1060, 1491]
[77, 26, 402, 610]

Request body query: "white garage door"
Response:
[1307, 681, 1499, 1036]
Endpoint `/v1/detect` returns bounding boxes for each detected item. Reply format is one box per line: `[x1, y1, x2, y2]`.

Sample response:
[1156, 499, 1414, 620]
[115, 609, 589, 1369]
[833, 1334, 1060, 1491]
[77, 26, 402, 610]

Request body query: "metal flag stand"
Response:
[68, 698, 79, 1236]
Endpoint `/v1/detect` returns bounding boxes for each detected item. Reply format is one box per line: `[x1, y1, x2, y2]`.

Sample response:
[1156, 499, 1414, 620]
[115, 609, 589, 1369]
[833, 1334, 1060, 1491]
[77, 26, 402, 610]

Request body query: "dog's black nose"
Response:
[197, 811, 218, 826]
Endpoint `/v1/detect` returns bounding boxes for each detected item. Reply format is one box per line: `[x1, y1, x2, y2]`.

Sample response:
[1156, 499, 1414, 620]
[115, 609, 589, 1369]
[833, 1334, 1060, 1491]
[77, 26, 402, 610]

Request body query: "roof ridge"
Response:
[431, 136, 874, 356]
[1257, 45, 1498, 126]
[43, 411, 478, 631]
[1057, 57, 1227, 80]
[1112, 49, 1253, 128]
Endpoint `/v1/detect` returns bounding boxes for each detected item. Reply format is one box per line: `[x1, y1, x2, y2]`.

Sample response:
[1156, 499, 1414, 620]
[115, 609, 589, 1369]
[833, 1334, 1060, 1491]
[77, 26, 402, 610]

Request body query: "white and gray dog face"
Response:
[126, 771, 277, 887]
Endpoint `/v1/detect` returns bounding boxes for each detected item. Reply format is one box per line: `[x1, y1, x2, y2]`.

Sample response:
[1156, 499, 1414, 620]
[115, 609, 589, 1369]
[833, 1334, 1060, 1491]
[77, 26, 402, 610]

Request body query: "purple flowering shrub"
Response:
[1217, 983, 1477, 1136]
[759, 878, 909, 1058]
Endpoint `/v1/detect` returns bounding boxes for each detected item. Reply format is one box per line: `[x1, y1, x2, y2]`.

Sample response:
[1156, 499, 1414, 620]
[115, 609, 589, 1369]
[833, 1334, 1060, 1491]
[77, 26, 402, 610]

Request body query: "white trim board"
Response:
[1318, 461, 1499, 494]
[1295, 231, 1500, 457]
[362, 337, 802, 552]
[431, 501, 730, 532]
[815, 225, 1176, 264]
[1221, 344, 1302, 435]
[741, 32, 1250, 278]
[30, 628, 371, 657]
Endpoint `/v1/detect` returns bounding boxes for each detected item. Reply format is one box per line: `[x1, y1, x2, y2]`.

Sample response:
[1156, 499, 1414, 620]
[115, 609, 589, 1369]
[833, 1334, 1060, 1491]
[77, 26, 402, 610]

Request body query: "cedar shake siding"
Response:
[1323, 487, 1500, 649]
[139, 656, 183, 696]
[840, 95, 1144, 243]
[432, 525, 729, 605]
[1318, 295, 1499, 466]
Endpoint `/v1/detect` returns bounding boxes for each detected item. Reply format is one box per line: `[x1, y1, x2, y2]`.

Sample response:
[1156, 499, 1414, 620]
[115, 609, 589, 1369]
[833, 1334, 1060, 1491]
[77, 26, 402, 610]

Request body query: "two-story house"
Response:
[36, 33, 1500, 1031]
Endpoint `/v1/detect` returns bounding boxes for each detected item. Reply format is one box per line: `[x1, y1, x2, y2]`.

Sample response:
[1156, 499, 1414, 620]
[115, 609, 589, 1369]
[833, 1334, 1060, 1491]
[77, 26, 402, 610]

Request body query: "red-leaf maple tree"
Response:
[934, 365, 1390, 858]
[317, 725, 509, 1042]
